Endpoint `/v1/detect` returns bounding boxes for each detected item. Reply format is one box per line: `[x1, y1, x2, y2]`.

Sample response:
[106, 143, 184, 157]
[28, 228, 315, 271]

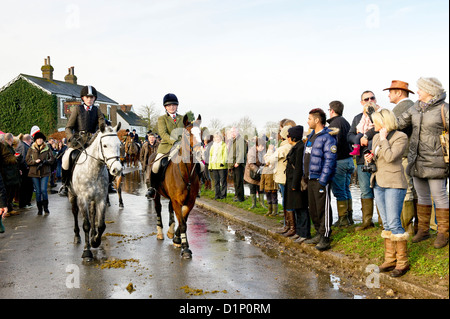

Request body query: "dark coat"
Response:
[348, 113, 377, 165]
[284, 141, 308, 210]
[397, 92, 449, 179]
[327, 115, 352, 160]
[0, 143, 20, 187]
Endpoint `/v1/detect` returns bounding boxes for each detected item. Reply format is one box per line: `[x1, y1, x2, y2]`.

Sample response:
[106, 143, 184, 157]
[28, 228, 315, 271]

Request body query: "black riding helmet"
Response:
[80, 85, 98, 100]
[163, 93, 178, 106]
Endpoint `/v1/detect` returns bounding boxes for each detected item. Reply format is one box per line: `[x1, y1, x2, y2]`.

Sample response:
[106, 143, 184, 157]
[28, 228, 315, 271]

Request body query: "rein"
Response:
[73, 132, 120, 170]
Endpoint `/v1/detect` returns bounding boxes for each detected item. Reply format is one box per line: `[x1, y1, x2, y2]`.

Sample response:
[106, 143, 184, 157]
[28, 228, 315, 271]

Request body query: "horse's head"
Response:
[182, 114, 203, 161]
[98, 122, 123, 176]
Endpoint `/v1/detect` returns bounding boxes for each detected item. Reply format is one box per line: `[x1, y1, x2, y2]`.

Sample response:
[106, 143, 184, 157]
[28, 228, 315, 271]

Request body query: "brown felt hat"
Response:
[383, 80, 415, 94]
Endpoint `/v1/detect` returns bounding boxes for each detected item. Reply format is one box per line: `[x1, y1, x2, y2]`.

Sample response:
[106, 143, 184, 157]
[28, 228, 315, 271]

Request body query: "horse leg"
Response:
[71, 198, 81, 244]
[81, 210, 93, 260]
[154, 194, 164, 240]
[116, 175, 124, 208]
[91, 201, 106, 248]
[172, 202, 192, 258]
[106, 193, 111, 207]
[167, 200, 175, 239]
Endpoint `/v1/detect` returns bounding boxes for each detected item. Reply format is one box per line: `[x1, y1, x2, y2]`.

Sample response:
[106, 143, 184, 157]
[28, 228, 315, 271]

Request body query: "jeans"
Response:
[373, 182, 406, 234]
[331, 157, 354, 201]
[357, 164, 374, 199]
[32, 176, 49, 202]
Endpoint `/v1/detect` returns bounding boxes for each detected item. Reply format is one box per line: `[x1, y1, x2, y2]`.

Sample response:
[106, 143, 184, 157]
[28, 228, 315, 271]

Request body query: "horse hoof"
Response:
[74, 235, 81, 244]
[119, 203, 124, 208]
[181, 249, 192, 259]
[167, 231, 174, 239]
[82, 250, 93, 260]
[157, 234, 164, 240]
[91, 238, 101, 248]
[173, 242, 181, 248]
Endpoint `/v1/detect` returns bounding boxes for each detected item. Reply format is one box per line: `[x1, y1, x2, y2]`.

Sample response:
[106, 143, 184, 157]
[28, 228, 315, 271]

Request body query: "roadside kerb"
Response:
[195, 197, 447, 299]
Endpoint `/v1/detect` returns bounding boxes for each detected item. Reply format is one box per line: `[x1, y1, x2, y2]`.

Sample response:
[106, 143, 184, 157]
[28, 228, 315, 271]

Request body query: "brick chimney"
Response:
[64, 66, 77, 84]
[41, 56, 54, 80]
[120, 104, 133, 112]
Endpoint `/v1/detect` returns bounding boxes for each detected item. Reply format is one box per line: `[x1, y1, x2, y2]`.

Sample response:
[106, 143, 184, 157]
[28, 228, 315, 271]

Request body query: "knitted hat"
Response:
[30, 125, 40, 137]
[417, 77, 444, 97]
[288, 125, 304, 141]
[280, 125, 291, 139]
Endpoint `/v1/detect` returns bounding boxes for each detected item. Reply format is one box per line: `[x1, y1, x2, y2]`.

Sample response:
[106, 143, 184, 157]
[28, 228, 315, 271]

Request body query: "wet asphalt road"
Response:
[0, 169, 366, 299]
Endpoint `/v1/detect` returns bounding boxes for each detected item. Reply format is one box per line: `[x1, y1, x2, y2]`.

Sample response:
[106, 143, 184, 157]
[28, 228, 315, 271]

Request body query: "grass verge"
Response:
[200, 187, 449, 280]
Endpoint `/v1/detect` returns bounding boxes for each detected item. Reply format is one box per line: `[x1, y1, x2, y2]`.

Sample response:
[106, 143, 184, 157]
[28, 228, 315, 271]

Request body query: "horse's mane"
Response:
[85, 125, 114, 148]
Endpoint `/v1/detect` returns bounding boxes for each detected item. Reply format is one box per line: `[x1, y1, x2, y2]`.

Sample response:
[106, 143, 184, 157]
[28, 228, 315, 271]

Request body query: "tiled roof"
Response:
[0, 74, 118, 105]
[116, 109, 145, 126]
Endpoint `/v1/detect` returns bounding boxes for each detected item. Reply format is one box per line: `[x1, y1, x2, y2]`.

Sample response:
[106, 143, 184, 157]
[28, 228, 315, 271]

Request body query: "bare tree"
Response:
[137, 102, 160, 133]
[207, 118, 224, 134]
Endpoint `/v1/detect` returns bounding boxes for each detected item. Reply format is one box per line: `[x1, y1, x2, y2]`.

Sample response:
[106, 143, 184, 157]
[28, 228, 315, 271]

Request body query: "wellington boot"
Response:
[412, 204, 432, 243]
[249, 194, 257, 209]
[434, 208, 449, 249]
[270, 204, 278, 216]
[390, 233, 409, 277]
[347, 199, 354, 225]
[258, 193, 267, 209]
[401, 200, 416, 237]
[355, 198, 374, 231]
[42, 199, 50, 215]
[276, 210, 289, 234]
[333, 200, 350, 227]
[264, 204, 273, 216]
[37, 201, 43, 215]
[282, 210, 296, 237]
[379, 231, 396, 272]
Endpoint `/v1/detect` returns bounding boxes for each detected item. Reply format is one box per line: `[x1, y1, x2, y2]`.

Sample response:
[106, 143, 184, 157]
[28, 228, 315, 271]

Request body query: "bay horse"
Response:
[69, 123, 123, 261]
[151, 114, 202, 259]
[124, 135, 140, 167]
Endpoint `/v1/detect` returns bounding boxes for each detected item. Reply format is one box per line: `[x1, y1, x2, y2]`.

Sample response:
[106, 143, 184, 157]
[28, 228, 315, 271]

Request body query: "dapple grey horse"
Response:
[69, 123, 123, 260]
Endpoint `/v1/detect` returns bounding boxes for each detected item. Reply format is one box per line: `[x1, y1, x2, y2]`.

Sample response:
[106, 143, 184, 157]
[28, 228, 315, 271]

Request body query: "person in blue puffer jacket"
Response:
[303, 108, 338, 251]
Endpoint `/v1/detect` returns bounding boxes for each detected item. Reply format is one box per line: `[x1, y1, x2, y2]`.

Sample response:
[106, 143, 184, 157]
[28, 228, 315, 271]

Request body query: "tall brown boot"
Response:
[333, 200, 350, 227]
[283, 210, 296, 237]
[390, 233, 409, 277]
[401, 200, 416, 237]
[347, 199, 354, 225]
[434, 208, 449, 249]
[276, 210, 289, 234]
[355, 198, 374, 231]
[379, 231, 396, 272]
[412, 204, 432, 243]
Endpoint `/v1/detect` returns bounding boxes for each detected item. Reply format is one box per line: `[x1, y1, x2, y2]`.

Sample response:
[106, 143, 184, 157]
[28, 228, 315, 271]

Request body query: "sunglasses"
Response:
[363, 96, 376, 102]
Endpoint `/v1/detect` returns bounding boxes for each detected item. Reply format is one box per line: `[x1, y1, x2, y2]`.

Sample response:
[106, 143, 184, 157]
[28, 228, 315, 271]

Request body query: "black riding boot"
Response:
[58, 169, 69, 197]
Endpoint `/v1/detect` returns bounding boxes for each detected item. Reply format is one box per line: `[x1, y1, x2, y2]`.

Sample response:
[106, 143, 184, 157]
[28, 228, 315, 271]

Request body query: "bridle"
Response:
[74, 132, 121, 172]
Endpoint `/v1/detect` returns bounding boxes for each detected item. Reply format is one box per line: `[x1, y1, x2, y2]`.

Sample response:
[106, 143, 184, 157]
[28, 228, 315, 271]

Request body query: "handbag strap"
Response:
[441, 104, 448, 132]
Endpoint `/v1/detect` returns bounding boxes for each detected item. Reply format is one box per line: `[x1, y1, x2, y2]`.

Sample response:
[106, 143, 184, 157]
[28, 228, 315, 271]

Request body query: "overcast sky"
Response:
[1, 0, 448, 132]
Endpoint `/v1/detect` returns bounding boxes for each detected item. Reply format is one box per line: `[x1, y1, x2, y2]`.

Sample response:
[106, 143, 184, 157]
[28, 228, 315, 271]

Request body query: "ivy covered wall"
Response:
[0, 78, 57, 135]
